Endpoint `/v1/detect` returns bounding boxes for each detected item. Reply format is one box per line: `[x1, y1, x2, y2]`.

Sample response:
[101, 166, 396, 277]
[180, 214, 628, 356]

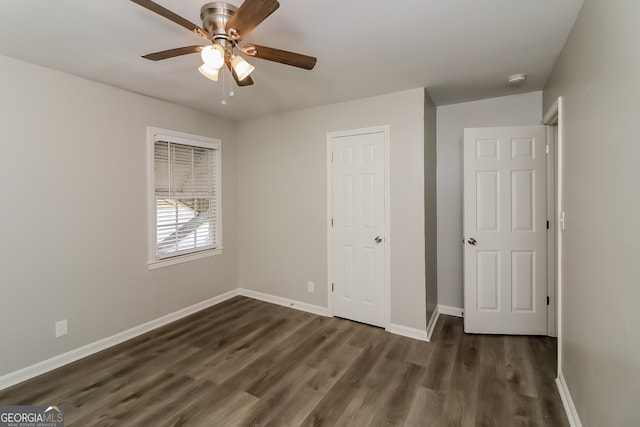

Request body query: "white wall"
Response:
[237, 88, 428, 330]
[436, 92, 542, 309]
[0, 55, 238, 376]
[543, 0, 640, 424]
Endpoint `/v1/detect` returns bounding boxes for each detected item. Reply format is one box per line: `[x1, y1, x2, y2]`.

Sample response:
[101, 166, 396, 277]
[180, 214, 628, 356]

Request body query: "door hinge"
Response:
[331, 218, 334, 227]
[331, 152, 334, 162]
[547, 296, 550, 305]
[332, 283, 334, 292]
[547, 220, 550, 230]
[545, 144, 550, 155]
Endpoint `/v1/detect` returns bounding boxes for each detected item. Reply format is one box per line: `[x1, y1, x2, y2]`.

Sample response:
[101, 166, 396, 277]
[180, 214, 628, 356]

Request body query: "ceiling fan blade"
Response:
[142, 45, 204, 61]
[225, 55, 254, 86]
[225, 0, 280, 41]
[130, 0, 209, 38]
[244, 44, 316, 70]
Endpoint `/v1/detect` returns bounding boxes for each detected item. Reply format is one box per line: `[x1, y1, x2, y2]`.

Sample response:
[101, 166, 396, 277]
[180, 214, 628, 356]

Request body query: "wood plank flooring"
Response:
[0, 296, 569, 426]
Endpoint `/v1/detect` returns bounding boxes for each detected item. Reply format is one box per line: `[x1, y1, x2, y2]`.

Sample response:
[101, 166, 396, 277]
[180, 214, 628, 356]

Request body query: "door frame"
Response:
[543, 97, 564, 364]
[326, 125, 391, 328]
[546, 126, 557, 337]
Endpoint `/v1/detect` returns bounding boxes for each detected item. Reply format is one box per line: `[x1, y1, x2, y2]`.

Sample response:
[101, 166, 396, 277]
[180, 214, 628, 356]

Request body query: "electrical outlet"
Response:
[55, 319, 68, 338]
[307, 281, 315, 293]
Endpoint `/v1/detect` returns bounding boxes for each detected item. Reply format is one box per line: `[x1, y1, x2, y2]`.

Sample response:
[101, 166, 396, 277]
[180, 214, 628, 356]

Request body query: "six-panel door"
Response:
[463, 126, 547, 334]
[331, 130, 386, 327]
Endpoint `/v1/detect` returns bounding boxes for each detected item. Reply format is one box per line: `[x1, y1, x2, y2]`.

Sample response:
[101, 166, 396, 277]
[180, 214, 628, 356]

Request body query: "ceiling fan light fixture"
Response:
[201, 44, 225, 69]
[198, 63, 220, 81]
[231, 55, 255, 81]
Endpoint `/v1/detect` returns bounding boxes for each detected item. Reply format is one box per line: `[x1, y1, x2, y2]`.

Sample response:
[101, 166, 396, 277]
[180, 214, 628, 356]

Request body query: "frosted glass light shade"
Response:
[200, 45, 225, 69]
[198, 64, 219, 81]
[230, 55, 255, 81]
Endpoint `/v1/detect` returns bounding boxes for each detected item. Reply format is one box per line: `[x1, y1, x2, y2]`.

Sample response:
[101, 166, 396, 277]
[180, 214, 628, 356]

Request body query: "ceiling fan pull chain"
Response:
[221, 66, 227, 105]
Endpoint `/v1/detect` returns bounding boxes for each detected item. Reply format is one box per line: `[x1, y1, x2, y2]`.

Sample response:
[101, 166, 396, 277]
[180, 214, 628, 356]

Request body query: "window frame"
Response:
[146, 127, 223, 269]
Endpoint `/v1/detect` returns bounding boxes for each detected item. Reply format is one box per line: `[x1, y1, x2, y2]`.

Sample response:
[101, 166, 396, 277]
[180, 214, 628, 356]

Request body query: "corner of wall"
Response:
[424, 88, 438, 325]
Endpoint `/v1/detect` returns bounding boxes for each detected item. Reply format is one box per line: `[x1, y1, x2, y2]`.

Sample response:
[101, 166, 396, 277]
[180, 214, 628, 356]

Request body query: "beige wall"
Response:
[424, 90, 438, 322]
[237, 88, 428, 330]
[543, 0, 640, 425]
[0, 55, 238, 376]
[0, 56, 431, 379]
[436, 92, 542, 309]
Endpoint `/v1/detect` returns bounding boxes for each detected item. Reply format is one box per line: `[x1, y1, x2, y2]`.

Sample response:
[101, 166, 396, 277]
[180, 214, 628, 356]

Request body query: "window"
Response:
[147, 128, 222, 268]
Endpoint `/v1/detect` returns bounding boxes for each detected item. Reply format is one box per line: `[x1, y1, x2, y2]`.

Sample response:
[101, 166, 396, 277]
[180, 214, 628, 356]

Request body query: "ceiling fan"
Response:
[130, 0, 317, 87]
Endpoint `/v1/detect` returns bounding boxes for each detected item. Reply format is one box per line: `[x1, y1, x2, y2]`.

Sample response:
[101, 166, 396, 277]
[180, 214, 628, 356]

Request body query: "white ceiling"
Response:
[0, 0, 582, 120]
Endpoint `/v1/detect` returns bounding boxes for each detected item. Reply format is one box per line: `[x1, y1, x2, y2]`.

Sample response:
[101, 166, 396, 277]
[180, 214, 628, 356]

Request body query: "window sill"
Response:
[147, 247, 223, 270]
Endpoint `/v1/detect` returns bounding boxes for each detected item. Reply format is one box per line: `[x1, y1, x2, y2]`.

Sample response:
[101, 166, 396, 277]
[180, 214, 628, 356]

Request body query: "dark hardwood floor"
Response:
[0, 296, 568, 426]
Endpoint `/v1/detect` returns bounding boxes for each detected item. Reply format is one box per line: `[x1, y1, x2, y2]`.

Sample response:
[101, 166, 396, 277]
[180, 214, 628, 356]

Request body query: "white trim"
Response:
[384, 127, 391, 328]
[146, 126, 223, 267]
[556, 372, 583, 427]
[438, 304, 464, 317]
[237, 288, 330, 317]
[148, 248, 223, 270]
[543, 97, 564, 377]
[386, 323, 429, 342]
[425, 306, 440, 341]
[147, 129, 156, 265]
[0, 286, 447, 391]
[326, 125, 391, 328]
[154, 133, 219, 150]
[0, 289, 240, 391]
[545, 125, 557, 337]
[326, 140, 334, 317]
[149, 127, 221, 147]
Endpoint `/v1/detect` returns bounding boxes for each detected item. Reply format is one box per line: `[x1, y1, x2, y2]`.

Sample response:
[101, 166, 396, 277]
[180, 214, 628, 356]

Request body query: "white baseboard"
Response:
[237, 288, 433, 342]
[426, 306, 440, 341]
[1, 287, 438, 391]
[556, 371, 583, 427]
[386, 323, 429, 342]
[237, 288, 431, 342]
[237, 288, 330, 317]
[0, 289, 240, 391]
[438, 304, 464, 317]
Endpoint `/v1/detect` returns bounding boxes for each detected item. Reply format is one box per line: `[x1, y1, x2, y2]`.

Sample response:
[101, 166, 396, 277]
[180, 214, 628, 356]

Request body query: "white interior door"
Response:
[330, 129, 386, 327]
[463, 126, 547, 334]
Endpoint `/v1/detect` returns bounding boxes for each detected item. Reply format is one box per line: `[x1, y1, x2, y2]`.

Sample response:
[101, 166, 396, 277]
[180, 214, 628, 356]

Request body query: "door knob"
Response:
[468, 238, 477, 245]
[374, 236, 383, 243]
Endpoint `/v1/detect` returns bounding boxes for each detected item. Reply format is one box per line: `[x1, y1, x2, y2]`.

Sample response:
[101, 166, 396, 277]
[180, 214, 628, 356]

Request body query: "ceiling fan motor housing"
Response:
[200, 2, 237, 39]
[131, 0, 317, 86]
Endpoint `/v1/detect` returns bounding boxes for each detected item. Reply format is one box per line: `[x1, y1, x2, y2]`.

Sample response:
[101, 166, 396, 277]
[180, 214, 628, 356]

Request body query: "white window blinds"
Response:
[153, 135, 219, 259]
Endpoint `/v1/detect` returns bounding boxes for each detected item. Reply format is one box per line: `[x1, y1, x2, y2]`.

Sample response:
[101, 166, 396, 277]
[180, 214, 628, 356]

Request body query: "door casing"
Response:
[543, 97, 564, 355]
